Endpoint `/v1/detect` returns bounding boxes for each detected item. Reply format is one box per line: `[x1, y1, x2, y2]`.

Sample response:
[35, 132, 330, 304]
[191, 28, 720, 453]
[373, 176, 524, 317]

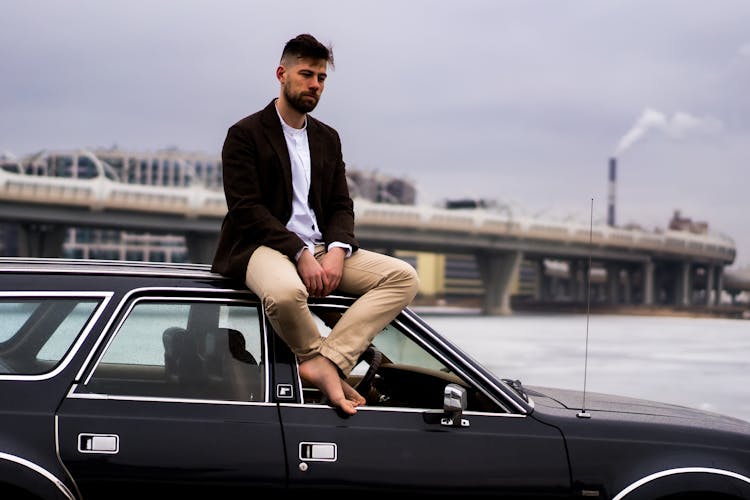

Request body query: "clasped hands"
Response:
[296, 246, 345, 297]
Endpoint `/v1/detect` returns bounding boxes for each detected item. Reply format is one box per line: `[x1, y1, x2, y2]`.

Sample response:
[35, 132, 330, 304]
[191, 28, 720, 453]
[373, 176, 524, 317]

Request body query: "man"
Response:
[212, 34, 419, 415]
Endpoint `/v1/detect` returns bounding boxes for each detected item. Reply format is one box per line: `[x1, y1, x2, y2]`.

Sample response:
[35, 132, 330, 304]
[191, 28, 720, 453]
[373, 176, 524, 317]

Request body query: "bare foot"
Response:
[341, 379, 366, 407]
[299, 355, 357, 415]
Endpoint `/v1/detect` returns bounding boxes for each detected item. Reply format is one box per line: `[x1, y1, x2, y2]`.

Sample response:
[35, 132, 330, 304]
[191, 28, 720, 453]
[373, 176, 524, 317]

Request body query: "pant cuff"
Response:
[318, 342, 356, 377]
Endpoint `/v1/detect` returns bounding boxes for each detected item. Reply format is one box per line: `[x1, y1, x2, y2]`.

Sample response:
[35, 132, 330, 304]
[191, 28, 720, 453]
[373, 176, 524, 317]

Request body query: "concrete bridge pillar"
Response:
[704, 264, 715, 306]
[622, 269, 632, 304]
[569, 260, 586, 302]
[578, 260, 589, 302]
[185, 232, 218, 264]
[642, 260, 654, 305]
[475, 250, 522, 315]
[676, 261, 692, 306]
[534, 259, 545, 301]
[549, 274, 562, 301]
[714, 267, 724, 306]
[567, 261, 577, 301]
[16, 223, 67, 258]
[606, 264, 619, 304]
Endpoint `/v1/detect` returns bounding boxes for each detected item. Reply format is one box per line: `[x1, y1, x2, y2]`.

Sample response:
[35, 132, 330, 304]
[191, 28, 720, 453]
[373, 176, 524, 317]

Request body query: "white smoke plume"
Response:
[614, 107, 723, 156]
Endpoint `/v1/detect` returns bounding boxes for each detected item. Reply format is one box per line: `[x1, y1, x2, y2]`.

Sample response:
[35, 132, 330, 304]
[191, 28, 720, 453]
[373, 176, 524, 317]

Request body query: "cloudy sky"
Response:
[2, 0, 748, 268]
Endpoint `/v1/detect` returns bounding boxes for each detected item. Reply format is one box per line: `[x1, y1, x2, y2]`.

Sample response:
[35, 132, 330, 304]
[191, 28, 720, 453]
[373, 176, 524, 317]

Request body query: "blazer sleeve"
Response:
[320, 129, 358, 251]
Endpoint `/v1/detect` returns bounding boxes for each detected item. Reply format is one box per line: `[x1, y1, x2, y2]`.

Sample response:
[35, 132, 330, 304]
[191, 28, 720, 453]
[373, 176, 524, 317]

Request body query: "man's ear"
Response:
[276, 65, 285, 83]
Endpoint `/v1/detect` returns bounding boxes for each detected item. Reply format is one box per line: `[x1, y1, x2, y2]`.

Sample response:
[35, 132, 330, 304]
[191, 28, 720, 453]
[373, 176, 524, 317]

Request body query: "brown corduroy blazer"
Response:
[211, 99, 358, 282]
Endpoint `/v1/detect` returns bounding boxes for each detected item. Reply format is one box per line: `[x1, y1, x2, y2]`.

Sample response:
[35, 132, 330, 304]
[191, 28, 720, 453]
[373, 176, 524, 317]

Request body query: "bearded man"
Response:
[212, 34, 419, 415]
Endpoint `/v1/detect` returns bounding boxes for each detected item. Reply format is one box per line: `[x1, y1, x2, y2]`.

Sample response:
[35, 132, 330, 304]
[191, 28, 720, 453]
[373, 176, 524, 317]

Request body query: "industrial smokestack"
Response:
[607, 157, 616, 226]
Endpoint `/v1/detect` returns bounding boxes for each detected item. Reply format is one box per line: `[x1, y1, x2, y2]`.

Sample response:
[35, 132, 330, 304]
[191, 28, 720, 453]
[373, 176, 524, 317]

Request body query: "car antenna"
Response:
[577, 197, 594, 419]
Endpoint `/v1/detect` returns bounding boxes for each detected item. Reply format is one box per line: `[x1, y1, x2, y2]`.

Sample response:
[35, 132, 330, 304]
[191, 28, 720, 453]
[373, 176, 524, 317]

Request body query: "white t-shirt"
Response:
[276, 105, 351, 260]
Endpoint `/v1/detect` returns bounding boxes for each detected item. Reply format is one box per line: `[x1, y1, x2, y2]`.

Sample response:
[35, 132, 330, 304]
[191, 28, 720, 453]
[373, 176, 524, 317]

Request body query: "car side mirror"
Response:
[441, 383, 469, 428]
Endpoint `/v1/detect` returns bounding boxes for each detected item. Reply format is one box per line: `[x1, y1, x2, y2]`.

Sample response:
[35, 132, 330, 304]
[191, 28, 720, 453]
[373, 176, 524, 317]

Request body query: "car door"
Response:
[276, 305, 571, 497]
[56, 294, 286, 498]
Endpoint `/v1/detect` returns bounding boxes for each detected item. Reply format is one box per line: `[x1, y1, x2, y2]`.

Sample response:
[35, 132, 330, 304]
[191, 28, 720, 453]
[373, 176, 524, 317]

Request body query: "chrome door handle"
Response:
[78, 433, 119, 454]
[299, 441, 336, 462]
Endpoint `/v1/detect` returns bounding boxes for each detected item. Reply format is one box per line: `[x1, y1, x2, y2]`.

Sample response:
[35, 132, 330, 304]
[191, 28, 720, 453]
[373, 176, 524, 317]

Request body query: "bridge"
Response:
[0, 152, 742, 315]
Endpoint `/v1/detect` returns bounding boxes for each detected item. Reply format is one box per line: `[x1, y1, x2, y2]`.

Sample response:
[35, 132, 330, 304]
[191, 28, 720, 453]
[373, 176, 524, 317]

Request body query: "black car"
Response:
[0, 258, 748, 499]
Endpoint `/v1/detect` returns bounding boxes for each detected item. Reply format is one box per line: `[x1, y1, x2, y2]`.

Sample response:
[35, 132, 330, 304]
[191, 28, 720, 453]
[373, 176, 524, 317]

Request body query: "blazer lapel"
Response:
[260, 101, 293, 208]
[306, 118, 324, 207]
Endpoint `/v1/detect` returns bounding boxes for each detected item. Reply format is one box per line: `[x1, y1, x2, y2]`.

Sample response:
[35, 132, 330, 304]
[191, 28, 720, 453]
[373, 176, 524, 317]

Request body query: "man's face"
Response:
[279, 57, 327, 114]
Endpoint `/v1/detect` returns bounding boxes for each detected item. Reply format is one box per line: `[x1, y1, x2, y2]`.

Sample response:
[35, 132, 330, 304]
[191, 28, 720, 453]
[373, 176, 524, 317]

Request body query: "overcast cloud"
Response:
[1, 0, 748, 268]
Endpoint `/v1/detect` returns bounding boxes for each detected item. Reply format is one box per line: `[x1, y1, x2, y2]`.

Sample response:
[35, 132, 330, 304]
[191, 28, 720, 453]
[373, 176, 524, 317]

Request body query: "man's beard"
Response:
[284, 84, 319, 114]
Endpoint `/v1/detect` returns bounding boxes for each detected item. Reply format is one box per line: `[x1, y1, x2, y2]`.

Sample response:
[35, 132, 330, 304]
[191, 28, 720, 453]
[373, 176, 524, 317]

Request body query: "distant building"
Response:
[92, 147, 223, 190]
[347, 170, 416, 205]
[669, 209, 708, 234]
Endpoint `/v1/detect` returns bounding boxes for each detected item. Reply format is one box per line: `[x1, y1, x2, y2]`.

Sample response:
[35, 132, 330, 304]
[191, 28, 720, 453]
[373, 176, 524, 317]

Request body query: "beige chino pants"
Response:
[245, 245, 419, 376]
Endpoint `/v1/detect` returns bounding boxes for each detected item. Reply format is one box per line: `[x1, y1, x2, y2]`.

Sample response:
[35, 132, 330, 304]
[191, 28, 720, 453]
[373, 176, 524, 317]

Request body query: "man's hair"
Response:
[280, 34, 334, 69]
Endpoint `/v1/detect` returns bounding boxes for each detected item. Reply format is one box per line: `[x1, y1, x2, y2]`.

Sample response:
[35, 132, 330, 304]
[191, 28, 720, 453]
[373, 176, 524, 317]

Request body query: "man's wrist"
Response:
[327, 242, 352, 258]
[295, 246, 309, 262]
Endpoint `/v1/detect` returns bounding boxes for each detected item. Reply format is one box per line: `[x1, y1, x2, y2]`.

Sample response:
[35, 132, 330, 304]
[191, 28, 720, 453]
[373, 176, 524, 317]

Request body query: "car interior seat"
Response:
[203, 328, 261, 401]
[163, 326, 261, 401]
[162, 326, 187, 384]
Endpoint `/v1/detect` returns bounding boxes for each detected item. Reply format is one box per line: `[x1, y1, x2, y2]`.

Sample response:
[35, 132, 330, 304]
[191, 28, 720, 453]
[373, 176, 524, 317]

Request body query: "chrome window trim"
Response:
[612, 466, 750, 500]
[0, 291, 113, 381]
[0, 451, 75, 500]
[74, 287, 268, 403]
[67, 388, 278, 407]
[0, 257, 219, 279]
[280, 401, 527, 417]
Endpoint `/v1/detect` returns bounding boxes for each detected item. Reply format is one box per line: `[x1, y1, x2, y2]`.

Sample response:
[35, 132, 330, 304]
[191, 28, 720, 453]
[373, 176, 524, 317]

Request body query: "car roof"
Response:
[0, 257, 227, 280]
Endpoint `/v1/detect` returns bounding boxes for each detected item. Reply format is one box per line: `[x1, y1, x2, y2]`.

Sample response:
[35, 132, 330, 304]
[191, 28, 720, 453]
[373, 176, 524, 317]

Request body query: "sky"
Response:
[1, 0, 749, 268]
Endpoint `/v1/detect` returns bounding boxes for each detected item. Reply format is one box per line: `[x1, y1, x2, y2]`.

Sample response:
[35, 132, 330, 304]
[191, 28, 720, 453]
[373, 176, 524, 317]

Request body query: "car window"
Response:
[85, 299, 265, 402]
[0, 301, 38, 343]
[307, 306, 504, 413]
[369, 324, 449, 372]
[0, 298, 100, 375]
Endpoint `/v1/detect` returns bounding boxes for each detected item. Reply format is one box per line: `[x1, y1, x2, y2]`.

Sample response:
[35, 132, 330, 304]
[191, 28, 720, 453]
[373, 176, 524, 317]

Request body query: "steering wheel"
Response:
[353, 344, 383, 397]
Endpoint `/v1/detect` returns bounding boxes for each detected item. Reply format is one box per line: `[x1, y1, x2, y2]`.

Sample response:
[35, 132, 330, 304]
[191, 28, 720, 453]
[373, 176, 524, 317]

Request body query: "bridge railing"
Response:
[0, 166, 228, 217]
[0, 166, 736, 263]
[353, 199, 736, 262]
